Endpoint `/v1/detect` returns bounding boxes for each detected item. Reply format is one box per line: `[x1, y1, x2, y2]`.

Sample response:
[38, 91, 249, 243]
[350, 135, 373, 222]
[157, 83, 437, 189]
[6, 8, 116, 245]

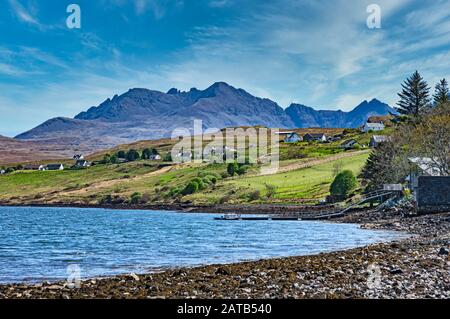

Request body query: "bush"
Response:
[265, 184, 277, 198]
[248, 190, 261, 201]
[182, 181, 199, 195]
[330, 170, 358, 198]
[130, 192, 142, 204]
[237, 165, 250, 176]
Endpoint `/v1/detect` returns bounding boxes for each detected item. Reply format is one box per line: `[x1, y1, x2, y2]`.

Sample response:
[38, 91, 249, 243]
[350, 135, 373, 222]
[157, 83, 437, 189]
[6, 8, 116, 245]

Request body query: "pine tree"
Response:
[433, 78, 449, 106]
[396, 71, 431, 116]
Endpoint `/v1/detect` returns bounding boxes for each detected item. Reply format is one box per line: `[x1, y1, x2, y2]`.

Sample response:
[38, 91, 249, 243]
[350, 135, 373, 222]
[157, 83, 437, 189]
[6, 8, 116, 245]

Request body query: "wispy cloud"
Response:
[8, 0, 42, 28]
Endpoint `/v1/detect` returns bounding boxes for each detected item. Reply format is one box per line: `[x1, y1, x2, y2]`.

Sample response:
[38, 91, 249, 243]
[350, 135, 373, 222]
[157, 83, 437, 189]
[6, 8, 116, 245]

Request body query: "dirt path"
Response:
[259, 150, 369, 176]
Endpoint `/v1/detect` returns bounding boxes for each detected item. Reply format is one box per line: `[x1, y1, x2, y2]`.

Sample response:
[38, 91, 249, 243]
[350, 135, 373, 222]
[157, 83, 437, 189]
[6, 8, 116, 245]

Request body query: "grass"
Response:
[222, 153, 369, 202]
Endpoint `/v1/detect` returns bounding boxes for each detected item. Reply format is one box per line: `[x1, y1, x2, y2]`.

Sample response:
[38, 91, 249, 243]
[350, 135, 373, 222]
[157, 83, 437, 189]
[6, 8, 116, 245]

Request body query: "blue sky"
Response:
[0, 0, 449, 136]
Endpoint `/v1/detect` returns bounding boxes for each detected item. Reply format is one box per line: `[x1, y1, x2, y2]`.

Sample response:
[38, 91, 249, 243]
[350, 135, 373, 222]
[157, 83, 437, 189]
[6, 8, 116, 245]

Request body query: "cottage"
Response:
[362, 122, 385, 133]
[149, 154, 162, 160]
[370, 135, 389, 148]
[303, 133, 327, 143]
[276, 132, 302, 143]
[46, 164, 64, 171]
[73, 154, 85, 160]
[0, 169, 5, 175]
[23, 164, 46, 171]
[74, 160, 90, 168]
[340, 139, 359, 150]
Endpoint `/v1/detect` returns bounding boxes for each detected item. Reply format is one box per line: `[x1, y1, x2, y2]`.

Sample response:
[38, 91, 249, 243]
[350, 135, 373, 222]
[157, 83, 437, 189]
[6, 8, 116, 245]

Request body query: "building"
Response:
[276, 132, 302, 143]
[23, 164, 46, 171]
[303, 133, 327, 142]
[370, 135, 389, 148]
[73, 154, 85, 160]
[0, 169, 5, 175]
[46, 164, 64, 171]
[74, 160, 91, 168]
[340, 139, 359, 150]
[362, 122, 385, 133]
[149, 154, 162, 160]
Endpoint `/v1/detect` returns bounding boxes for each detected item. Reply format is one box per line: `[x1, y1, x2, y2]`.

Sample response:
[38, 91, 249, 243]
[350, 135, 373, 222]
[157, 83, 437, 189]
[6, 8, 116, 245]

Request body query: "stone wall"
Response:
[416, 176, 450, 214]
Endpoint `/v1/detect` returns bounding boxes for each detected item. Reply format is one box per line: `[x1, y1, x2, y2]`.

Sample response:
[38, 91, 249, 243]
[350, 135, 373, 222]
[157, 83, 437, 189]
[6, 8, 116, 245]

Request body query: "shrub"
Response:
[237, 165, 250, 176]
[248, 190, 261, 201]
[182, 181, 199, 195]
[265, 184, 277, 198]
[330, 170, 358, 198]
[130, 192, 142, 204]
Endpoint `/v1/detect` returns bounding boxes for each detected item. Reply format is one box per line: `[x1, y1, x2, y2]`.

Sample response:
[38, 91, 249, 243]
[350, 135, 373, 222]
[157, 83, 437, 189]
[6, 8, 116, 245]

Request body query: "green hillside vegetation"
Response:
[0, 125, 385, 206]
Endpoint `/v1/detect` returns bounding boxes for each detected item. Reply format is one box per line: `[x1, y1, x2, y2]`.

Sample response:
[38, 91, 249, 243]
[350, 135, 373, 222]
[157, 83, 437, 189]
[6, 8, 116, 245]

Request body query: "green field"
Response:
[226, 153, 369, 200]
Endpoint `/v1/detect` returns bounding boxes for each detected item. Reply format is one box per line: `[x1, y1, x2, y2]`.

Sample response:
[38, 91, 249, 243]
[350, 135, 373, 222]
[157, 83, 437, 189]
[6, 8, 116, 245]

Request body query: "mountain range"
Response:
[15, 82, 395, 151]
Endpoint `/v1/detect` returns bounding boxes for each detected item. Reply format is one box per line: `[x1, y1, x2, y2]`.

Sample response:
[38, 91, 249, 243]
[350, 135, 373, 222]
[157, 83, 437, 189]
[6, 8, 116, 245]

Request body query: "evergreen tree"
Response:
[361, 142, 400, 192]
[433, 78, 449, 106]
[330, 170, 357, 198]
[396, 71, 431, 116]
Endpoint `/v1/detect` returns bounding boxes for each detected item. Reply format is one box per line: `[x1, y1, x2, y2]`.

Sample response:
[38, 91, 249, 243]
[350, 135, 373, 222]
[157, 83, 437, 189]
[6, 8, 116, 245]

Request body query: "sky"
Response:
[0, 0, 449, 136]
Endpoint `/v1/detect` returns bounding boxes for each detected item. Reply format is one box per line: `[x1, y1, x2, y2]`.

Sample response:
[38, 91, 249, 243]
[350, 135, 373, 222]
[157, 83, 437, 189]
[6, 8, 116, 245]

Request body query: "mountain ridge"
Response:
[16, 82, 396, 150]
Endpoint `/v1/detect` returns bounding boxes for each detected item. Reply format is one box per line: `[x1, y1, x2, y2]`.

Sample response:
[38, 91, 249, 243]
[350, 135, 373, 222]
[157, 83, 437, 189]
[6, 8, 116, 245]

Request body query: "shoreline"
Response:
[0, 202, 349, 216]
[0, 206, 448, 298]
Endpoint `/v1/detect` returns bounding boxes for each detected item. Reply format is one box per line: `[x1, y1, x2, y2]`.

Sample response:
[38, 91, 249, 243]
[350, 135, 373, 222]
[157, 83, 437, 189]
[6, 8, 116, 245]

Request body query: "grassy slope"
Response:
[0, 125, 385, 206]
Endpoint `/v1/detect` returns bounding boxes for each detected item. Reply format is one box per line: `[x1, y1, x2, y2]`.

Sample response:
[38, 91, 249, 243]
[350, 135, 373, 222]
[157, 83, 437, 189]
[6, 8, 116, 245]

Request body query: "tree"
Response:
[102, 154, 111, 164]
[433, 78, 449, 106]
[360, 141, 406, 191]
[227, 162, 239, 176]
[126, 149, 140, 161]
[110, 154, 118, 164]
[330, 170, 357, 198]
[397, 71, 431, 116]
[117, 150, 126, 159]
[142, 148, 152, 160]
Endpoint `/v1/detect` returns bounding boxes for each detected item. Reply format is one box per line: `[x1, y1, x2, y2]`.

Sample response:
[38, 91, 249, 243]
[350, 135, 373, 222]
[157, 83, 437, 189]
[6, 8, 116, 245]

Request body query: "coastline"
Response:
[0, 202, 343, 216]
[0, 207, 448, 299]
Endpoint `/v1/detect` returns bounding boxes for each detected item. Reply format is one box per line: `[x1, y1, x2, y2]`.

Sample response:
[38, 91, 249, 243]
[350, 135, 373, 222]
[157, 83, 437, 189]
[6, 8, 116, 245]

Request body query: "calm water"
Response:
[0, 206, 406, 283]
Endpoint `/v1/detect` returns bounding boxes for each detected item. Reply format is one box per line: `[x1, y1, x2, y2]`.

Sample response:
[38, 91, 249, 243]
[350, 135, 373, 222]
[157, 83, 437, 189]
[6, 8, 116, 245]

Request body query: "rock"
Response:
[130, 273, 140, 281]
[390, 268, 403, 275]
[438, 247, 449, 256]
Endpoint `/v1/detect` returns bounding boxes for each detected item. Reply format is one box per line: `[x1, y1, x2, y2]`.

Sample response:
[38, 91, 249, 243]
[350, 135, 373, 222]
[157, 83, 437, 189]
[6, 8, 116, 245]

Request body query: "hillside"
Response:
[0, 135, 76, 165]
[15, 82, 395, 151]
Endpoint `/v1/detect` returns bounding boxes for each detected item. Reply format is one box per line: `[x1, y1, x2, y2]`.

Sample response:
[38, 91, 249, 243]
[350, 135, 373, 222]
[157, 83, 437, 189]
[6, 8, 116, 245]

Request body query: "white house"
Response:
[276, 132, 302, 143]
[362, 122, 385, 133]
[149, 154, 162, 160]
[0, 169, 5, 175]
[340, 139, 359, 150]
[303, 133, 327, 143]
[74, 160, 91, 168]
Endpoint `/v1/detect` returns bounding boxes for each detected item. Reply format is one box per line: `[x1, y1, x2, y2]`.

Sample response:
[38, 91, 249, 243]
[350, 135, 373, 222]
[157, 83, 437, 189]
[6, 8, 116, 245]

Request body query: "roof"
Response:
[365, 122, 385, 128]
[304, 133, 326, 138]
[341, 139, 358, 146]
[408, 157, 442, 176]
[275, 131, 296, 135]
[46, 164, 63, 168]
